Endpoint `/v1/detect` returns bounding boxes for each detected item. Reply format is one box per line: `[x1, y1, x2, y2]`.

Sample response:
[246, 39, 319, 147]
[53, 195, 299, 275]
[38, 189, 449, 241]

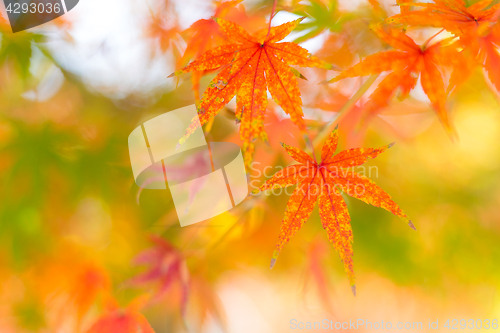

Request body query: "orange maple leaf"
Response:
[252, 127, 415, 293]
[170, 17, 332, 169]
[387, 0, 500, 34]
[188, 277, 227, 332]
[328, 25, 468, 138]
[470, 24, 500, 93]
[70, 264, 111, 327]
[146, 1, 182, 56]
[180, 1, 244, 64]
[86, 296, 155, 333]
[387, 0, 500, 93]
[34, 256, 112, 332]
[178, 1, 264, 100]
[443, 19, 500, 94]
[302, 238, 336, 314]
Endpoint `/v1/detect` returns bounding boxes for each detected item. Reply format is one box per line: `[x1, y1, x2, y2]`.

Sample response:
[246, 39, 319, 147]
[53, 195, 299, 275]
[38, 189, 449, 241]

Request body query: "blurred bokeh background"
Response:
[1, 0, 500, 332]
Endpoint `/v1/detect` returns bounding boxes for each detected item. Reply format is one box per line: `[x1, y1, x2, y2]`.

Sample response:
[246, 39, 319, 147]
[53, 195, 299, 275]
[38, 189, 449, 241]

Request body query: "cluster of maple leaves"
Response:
[163, 0, 500, 295]
[92, 2, 500, 330]
[14, 1, 497, 332]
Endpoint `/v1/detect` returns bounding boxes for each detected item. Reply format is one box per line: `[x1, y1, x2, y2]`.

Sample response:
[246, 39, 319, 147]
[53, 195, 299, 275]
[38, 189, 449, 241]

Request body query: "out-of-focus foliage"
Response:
[288, 0, 352, 43]
[329, 24, 467, 138]
[1, 0, 500, 332]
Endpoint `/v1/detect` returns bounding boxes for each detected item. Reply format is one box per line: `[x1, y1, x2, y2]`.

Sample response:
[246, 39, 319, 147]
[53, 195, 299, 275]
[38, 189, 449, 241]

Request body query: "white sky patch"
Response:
[172, 0, 214, 30]
[12, 0, 345, 100]
[338, 0, 366, 11]
[22, 45, 65, 102]
[38, 0, 183, 98]
[211, 286, 273, 333]
[411, 76, 432, 104]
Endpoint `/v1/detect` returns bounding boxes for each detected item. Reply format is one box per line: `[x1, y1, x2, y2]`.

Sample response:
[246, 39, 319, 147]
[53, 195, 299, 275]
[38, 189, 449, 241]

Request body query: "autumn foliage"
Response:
[171, 16, 332, 168]
[2, 0, 500, 332]
[253, 126, 414, 293]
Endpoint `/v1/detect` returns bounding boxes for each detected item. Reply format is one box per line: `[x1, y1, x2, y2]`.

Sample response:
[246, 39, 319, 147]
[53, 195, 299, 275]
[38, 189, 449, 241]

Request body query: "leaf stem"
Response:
[422, 28, 445, 49]
[305, 132, 318, 163]
[313, 74, 378, 149]
[267, 0, 278, 38]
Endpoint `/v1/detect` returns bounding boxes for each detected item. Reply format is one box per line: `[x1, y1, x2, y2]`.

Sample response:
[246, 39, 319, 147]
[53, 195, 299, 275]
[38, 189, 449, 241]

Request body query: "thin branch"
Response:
[313, 74, 379, 149]
[305, 132, 318, 163]
[267, 0, 278, 38]
[422, 28, 445, 49]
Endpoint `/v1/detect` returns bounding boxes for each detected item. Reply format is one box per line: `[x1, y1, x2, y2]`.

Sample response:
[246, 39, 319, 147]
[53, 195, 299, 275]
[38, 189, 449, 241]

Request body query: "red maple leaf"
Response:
[127, 236, 189, 315]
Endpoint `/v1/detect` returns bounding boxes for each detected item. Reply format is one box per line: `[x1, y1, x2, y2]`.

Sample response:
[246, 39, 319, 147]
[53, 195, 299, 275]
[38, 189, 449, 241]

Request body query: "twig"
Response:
[305, 132, 318, 163]
[313, 74, 379, 149]
[267, 0, 278, 38]
[422, 28, 445, 49]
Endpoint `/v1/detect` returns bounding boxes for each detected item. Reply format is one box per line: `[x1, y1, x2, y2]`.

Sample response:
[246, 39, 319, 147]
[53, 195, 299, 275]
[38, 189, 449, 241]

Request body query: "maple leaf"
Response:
[327, 25, 468, 138]
[178, 1, 264, 100]
[0, 18, 40, 80]
[126, 236, 190, 315]
[148, 14, 180, 52]
[227, 104, 303, 176]
[180, 1, 243, 64]
[146, 0, 183, 60]
[314, 33, 355, 70]
[169, 17, 333, 170]
[188, 277, 227, 332]
[445, 19, 500, 94]
[33, 257, 112, 331]
[302, 238, 335, 313]
[388, 0, 500, 93]
[86, 296, 155, 333]
[135, 151, 211, 205]
[387, 0, 500, 34]
[70, 264, 111, 327]
[252, 127, 415, 293]
[290, 0, 349, 43]
[473, 24, 500, 93]
[307, 84, 434, 147]
[126, 236, 227, 331]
